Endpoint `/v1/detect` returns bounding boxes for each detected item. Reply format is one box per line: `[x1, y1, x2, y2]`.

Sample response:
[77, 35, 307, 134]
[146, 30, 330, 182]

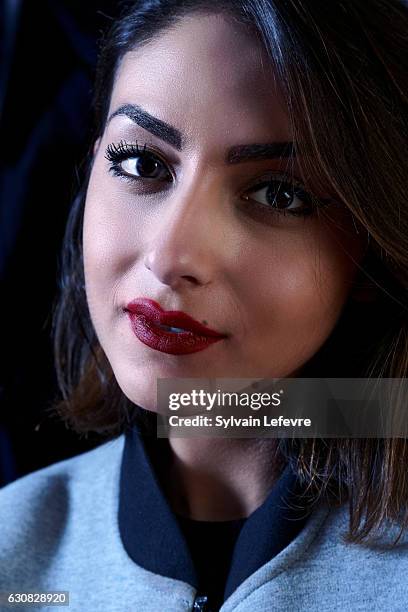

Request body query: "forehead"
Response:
[110, 12, 291, 146]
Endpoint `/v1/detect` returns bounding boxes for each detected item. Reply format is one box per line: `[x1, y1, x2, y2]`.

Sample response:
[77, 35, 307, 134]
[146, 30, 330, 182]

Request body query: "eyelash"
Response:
[105, 140, 172, 182]
[104, 140, 330, 219]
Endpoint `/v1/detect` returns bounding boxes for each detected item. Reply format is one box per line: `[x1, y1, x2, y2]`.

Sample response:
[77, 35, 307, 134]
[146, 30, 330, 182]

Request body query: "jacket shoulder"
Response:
[0, 436, 124, 557]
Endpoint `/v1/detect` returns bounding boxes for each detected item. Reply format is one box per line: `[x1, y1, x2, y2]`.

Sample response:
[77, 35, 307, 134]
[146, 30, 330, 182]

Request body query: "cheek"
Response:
[82, 162, 134, 327]
[238, 220, 362, 358]
[82, 149, 152, 272]
[83, 164, 134, 268]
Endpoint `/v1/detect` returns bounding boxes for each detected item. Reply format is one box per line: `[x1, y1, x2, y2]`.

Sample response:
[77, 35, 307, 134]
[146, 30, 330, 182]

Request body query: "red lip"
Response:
[124, 298, 227, 355]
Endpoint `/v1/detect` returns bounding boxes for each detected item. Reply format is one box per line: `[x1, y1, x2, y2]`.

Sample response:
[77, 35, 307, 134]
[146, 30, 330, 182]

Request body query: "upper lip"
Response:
[125, 298, 227, 338]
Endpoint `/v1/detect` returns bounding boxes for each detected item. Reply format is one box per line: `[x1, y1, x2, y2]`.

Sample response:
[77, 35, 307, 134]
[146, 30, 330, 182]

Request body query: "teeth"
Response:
[157, 324, 187, 333]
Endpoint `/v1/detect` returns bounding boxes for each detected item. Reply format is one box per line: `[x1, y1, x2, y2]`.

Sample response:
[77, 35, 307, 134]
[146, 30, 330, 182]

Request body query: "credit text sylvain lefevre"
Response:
[167, 415, 312, 428]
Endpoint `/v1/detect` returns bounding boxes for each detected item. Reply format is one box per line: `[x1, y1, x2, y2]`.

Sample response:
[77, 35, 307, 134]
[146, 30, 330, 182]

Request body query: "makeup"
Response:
[125, 298, 227, 355]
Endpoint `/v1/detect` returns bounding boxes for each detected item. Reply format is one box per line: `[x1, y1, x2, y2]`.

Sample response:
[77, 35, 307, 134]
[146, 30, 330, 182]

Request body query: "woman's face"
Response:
[83, 12, 365, 411]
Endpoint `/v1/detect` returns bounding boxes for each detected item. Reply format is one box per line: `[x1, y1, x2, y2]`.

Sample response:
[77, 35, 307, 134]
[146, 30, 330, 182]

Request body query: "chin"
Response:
[112, 368, 158, 413]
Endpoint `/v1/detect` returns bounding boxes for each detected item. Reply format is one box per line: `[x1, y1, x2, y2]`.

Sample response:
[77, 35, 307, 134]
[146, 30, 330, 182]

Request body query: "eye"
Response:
[120, 155, 167, 179]
[242, 175, 316, 217]
[105, 140, 172, 182]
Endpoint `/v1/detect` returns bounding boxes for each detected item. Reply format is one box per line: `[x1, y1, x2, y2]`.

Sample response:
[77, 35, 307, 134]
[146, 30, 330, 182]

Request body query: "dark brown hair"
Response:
[51, 0, 408, 545]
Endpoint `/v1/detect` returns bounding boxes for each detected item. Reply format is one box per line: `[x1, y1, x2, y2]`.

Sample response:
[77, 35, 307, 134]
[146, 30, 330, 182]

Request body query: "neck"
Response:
[159, 435, 283, 521]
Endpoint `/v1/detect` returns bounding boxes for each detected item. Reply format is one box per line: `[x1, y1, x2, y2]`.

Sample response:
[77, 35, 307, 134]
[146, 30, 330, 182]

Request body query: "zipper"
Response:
[192, 593, 211, 611]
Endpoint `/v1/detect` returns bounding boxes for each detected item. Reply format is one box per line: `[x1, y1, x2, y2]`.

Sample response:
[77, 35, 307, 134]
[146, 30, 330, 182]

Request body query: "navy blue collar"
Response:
[119, 423, 311, 602]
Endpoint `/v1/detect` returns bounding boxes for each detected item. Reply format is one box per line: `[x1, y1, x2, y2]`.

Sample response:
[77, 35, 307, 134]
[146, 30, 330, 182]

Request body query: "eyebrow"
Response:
[108, 104, 295, 163]
[226, 142, 295, 164]
[108, 104, 183, 150]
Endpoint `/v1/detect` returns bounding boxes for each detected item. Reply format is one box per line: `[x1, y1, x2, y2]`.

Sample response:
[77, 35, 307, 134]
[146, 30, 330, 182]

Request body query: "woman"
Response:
[1, 0, 407, 610]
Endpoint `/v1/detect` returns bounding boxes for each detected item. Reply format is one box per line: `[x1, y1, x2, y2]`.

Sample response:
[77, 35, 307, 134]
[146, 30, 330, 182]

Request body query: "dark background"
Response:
[0, 0, 118, 486]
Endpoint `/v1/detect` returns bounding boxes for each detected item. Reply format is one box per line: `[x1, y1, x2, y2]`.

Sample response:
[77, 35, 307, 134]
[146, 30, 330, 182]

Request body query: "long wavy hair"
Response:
[51, 0, 408, 545]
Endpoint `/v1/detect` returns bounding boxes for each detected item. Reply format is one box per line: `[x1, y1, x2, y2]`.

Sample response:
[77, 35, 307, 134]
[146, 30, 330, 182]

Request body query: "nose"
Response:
[144, 177, 225, 289]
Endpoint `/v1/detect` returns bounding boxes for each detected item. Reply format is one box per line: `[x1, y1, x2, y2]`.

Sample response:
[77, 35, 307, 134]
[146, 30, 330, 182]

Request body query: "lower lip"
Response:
[127, 313, 225, 355]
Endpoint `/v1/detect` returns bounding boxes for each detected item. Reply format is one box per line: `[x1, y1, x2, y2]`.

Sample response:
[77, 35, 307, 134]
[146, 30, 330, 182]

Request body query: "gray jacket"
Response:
[0, 435, 407, 612]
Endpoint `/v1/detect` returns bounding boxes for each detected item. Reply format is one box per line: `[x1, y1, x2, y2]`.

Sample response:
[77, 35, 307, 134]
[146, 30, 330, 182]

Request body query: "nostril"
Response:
[182, 275, 199, 284]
